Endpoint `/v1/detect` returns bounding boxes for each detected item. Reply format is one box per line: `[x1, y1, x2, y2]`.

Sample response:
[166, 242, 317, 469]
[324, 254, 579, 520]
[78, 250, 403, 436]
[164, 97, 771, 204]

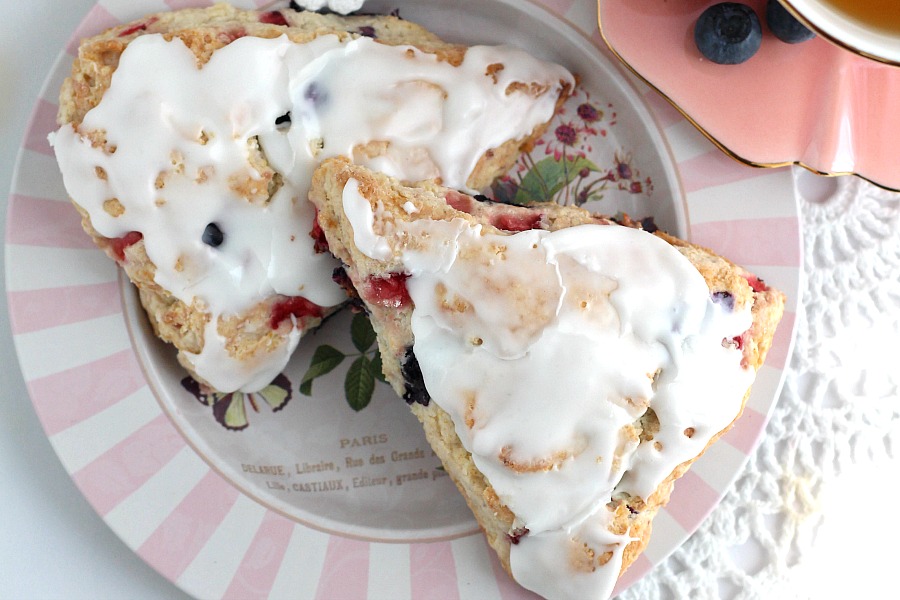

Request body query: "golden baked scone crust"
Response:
[309, 156, 786, 585]
[56, 4, 571, 391]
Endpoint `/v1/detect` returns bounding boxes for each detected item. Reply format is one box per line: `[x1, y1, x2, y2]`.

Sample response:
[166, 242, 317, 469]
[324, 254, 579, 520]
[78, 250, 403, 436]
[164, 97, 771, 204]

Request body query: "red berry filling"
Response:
[723, 332, 751, 368]
[270, 296, 324, 329]
[365, 273, 411, 308]
[109, 231, 143, 261]
[507, 527, 529, 545]
[259, 11, 289, 26]
[722, 332, 746, 351]
[444, 190, 473, 213]
[118, 17, 158, 37]
[743, 274, 769, 292]
[491, 212, 542, 232]
[310, 209, 329, 254]
[219, 27, 247, 44]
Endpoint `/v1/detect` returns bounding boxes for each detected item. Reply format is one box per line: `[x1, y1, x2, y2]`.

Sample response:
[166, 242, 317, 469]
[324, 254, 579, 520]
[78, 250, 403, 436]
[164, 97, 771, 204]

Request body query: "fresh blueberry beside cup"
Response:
[694, 1, 816, 65]
[695, 3, 763, 64]
[766, 0, 816, 43]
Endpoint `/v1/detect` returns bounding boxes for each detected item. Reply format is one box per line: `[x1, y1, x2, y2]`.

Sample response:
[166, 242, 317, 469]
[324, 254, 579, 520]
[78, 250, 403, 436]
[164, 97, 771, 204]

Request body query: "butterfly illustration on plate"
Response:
[180, 373, 292, 431]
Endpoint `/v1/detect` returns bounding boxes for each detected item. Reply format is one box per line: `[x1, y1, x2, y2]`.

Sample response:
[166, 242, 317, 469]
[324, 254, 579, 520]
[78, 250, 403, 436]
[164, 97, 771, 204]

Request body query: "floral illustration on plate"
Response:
[491, 86, 655, 207]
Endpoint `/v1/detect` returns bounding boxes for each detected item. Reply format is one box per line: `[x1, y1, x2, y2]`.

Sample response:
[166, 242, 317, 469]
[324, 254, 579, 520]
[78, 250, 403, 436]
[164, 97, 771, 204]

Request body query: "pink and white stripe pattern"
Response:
[5, 0, 800, 598]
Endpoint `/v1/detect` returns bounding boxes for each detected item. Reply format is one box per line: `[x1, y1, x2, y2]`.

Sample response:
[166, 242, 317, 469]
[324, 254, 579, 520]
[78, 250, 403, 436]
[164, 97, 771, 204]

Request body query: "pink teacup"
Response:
[780, 0, 900, 64]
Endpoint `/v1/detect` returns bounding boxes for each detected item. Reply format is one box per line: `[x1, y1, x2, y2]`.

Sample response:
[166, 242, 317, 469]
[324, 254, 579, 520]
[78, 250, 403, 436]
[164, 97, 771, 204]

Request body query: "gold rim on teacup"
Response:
[778, 0, 900, 66]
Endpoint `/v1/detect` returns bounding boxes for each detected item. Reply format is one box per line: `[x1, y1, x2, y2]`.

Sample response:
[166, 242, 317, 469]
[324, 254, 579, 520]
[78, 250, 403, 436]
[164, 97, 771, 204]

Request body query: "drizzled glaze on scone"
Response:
[51, 32, 573, 392]
[341, 178, 756, 600]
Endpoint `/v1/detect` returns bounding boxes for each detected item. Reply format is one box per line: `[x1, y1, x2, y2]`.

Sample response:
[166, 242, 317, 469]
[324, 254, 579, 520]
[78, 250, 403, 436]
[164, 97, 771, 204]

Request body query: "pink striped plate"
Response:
[5, 0, 800, 598]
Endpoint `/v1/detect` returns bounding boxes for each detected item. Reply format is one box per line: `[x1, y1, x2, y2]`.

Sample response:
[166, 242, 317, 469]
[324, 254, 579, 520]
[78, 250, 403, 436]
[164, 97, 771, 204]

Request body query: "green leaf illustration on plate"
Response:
[299, 344, 346, 395]
[370, 349, 387, 384]
[351, 309, 378, 352]
[345, 355, 376, 412]
[300, 312, 387, 411]
[514, 155, 599, 205]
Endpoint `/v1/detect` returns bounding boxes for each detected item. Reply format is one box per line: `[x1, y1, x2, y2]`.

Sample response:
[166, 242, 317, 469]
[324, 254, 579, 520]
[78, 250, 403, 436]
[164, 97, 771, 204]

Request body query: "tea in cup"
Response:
[779, 0, 900, 63]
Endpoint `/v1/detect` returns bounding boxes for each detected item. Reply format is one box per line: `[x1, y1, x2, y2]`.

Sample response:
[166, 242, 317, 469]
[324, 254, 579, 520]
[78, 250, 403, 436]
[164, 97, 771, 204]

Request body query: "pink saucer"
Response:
[599, 0, 900, 191]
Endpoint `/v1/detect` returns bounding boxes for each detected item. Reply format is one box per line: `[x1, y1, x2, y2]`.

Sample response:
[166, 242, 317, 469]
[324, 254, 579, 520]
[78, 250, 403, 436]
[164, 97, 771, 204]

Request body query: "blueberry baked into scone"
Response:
[50, 3, 573, 392]
[309, 156, 785, 600]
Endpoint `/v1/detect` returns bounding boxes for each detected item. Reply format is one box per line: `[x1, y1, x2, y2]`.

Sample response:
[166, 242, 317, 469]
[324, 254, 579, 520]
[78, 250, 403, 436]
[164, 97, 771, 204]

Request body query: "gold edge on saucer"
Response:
[595, 0, 900, 194]
[777, 0, 900, 68]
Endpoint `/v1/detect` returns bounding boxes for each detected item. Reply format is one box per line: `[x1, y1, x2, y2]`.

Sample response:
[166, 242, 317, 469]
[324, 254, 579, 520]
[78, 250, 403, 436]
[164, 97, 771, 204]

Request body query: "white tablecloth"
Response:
[3, 2, 897, 598]
[621, 171, 900, 599]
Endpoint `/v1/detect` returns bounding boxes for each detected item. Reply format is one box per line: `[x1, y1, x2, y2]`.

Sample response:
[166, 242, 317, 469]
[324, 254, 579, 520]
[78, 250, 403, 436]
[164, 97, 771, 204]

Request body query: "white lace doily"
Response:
[619, 169, 900, 599]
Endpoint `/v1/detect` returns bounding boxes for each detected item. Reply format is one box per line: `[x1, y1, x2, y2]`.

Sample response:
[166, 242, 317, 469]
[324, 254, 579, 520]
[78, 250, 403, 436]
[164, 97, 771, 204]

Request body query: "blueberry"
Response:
[766, 0, 815, 43]
[202, 222, 224, 247]
[289, 1, 336, 13]
[275, 111, 291, 130]
[401, 347, 430, 407]
[639, 216, 658, 233]
[304, 82, 327, 107]
[711, 291, 735, 311]
[694, 3, 762, 65]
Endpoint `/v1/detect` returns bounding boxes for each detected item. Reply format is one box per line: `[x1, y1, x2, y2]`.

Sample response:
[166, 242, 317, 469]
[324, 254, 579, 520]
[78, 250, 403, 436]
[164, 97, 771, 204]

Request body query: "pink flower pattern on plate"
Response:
[491, 86, 655, 207]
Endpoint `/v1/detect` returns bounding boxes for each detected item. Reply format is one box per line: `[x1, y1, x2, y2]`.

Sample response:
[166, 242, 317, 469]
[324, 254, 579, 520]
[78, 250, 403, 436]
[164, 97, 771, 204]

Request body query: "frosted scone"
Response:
[50, 3, 574, 392]
[309, 157, 785, 600]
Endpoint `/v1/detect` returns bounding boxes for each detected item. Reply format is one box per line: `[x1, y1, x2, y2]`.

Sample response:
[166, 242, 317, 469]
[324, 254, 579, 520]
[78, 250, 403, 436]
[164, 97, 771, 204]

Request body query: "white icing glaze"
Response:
[343, 178, 392, 261]
[342, 181, 755, 600]
[51, 32, 572, 392]
[289, 0, 365, 15]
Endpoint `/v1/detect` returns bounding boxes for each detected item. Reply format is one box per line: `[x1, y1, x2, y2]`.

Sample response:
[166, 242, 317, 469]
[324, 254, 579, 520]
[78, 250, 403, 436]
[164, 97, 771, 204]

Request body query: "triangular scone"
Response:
[310, 156, 785, 600]
[51, 4, 573, 392]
